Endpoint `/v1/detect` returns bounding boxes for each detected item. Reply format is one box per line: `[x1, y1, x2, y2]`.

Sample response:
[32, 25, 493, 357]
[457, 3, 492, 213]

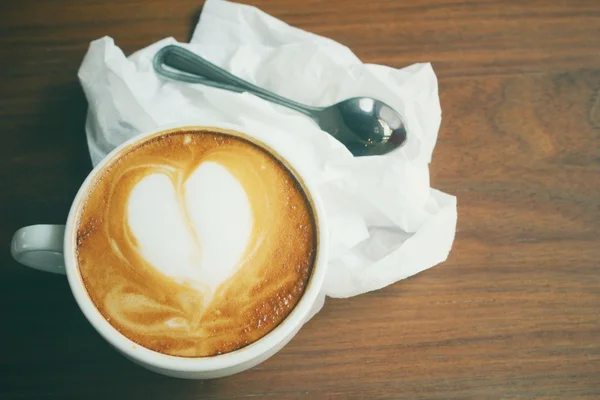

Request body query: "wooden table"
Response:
[2, 0, 599, 398]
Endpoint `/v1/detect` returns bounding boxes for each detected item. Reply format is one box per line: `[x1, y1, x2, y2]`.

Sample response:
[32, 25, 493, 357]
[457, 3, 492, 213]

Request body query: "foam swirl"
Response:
[77, 130, 316, 357]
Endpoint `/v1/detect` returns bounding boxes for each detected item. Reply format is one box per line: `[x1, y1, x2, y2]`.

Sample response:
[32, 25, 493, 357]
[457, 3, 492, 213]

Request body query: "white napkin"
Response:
[78, 0, 457, 314]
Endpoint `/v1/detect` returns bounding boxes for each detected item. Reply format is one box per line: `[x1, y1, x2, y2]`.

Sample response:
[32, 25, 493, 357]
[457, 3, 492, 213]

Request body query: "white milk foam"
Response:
[127, 162, 253, 300]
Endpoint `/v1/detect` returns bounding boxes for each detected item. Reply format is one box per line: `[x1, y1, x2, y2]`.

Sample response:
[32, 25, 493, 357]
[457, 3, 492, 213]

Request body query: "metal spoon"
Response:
[153, 45, 407, 156]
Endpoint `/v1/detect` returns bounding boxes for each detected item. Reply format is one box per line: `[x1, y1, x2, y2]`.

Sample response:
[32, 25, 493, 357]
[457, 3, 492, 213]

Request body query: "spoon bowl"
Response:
[314, 97, 406, 156]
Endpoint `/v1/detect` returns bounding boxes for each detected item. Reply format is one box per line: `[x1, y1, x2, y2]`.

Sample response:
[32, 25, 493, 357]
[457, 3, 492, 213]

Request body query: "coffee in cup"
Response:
[76, 128, 317, 357]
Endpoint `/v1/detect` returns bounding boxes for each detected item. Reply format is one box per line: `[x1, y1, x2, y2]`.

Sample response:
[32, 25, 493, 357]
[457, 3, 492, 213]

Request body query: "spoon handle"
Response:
[153, 45, 320, 118]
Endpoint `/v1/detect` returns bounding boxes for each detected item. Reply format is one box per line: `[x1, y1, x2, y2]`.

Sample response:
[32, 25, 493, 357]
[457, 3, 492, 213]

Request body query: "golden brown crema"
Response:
[76, 129, 317, 357]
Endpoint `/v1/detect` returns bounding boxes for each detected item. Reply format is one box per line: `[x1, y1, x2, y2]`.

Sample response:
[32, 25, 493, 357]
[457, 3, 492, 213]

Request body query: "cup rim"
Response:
[64, 122, 328, 372]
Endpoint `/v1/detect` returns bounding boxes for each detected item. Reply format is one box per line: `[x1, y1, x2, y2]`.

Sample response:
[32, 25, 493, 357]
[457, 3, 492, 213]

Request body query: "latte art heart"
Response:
[127, 161, 254, 301]
[77, 130, 317, 357]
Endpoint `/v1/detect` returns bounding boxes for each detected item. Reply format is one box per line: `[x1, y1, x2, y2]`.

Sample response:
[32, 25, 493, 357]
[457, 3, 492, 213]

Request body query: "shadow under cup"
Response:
[63, 125, 328, 379]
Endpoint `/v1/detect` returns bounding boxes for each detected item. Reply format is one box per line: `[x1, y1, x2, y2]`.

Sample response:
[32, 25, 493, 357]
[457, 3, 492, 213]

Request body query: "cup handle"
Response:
[11, 225, 66, 275]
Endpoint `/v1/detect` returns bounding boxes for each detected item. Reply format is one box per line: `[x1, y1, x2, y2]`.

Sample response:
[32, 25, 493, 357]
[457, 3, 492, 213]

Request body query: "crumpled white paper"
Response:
[78, 0, 457, 309]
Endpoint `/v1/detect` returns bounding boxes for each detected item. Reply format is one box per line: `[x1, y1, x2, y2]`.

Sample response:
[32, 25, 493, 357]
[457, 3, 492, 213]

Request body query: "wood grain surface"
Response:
[1, 0, 599, 398]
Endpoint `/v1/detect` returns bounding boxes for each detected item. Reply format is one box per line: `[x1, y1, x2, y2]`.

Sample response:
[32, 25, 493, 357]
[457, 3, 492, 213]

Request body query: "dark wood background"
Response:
[1, 0, 599, 398]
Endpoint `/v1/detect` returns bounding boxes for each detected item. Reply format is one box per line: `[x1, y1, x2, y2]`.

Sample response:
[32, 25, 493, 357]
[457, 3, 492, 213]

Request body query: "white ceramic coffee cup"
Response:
[11, 123, 328, 379]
